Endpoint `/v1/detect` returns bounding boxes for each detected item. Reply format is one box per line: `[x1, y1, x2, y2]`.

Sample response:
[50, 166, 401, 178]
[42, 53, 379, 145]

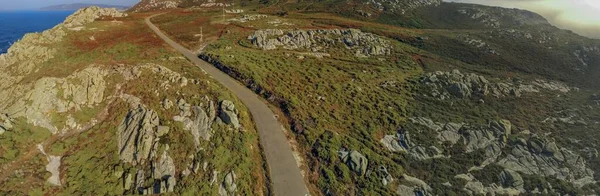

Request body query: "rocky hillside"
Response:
[149, 0, 599, 195]
[0, 6, 266, 195]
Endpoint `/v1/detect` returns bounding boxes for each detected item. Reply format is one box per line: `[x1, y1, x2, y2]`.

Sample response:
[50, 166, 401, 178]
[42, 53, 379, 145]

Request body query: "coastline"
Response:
[0, 10, 74, 54]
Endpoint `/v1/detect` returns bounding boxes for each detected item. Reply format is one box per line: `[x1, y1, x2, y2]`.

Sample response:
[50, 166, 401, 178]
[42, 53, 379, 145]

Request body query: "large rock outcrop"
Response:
[118, 106, 161, 165]
[173, 98, 216, 148]
[1, 66, 108, 133]
[248, 28, 392, 57]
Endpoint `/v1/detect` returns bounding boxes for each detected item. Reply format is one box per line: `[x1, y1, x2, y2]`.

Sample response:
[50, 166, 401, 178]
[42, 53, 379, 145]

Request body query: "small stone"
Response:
[340, 150, 368, 175]
[162, 99, 173, 110]
[220, 100, 240, 129]
[157, 126, 169, 137]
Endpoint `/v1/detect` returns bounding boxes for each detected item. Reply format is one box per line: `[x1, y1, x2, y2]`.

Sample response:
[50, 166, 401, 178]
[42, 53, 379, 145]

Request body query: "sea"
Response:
[0, 10, 74, 54]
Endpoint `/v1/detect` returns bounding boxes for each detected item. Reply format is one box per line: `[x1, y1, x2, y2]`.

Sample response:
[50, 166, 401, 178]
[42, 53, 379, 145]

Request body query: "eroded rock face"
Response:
[420, 70, 575, 100]
[118, 106, 160, 165]
[340, 150, 369, 175]
[248, 28, 392, 57]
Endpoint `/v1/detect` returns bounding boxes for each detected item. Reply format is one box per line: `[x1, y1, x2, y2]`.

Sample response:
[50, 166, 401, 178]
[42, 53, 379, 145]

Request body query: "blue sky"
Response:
[1, 0, 140, 10]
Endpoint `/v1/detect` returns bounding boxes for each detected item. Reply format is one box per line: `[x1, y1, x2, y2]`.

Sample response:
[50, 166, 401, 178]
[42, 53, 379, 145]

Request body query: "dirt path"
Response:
[146, 14, 310, 196]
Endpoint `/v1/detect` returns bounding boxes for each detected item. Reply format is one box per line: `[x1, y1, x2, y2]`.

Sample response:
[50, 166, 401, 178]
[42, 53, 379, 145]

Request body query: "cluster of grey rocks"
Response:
[462, 36, 499, 55]
[228, 14, 267, 23]
[172, 97, 216, 148]
[248, 28, 392, 57]
[381, 117, 595, 195]
[117, 106, 176, 194]
[420, 69, 575, 100]
[117, 95, 242, 194]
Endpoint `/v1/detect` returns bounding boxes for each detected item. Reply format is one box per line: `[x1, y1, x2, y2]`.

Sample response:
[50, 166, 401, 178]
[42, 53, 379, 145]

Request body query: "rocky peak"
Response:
[63, 6, 127, 28]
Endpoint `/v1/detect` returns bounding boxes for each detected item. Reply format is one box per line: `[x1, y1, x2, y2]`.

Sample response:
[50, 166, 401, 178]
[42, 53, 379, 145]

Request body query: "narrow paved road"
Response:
[145, 14, 309, 196]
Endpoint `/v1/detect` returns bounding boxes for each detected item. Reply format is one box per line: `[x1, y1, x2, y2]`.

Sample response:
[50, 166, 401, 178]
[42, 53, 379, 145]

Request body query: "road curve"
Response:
[145, 14, 309, 196]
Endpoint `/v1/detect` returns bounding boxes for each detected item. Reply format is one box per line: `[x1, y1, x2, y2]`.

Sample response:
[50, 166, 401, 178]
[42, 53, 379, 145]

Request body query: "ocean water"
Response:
[0, 10, 74, 54]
